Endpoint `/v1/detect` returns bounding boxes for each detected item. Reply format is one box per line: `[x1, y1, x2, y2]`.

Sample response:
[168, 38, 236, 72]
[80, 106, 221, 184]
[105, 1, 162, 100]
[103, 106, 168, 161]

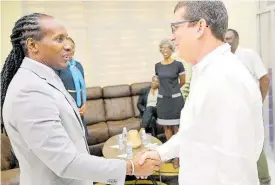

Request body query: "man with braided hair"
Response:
[1, 13, 161, 185]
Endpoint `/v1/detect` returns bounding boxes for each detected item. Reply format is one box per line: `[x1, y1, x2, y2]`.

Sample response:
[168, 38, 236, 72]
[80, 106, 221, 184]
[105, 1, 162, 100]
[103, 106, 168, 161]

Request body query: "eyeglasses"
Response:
[171, 19, 200, 34]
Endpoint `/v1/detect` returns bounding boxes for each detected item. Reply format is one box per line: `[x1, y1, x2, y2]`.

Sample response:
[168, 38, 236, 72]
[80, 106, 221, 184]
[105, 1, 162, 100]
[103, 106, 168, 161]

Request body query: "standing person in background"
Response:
[56, 37, 88, 137]
[224, 28, 271, 185]
[155, 38, 185, 168]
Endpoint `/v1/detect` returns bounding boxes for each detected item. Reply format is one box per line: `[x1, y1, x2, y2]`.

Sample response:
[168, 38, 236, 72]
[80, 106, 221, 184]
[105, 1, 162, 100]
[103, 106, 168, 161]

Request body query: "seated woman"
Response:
[137, 76, 159, 136]
[56, 37, 88, 137]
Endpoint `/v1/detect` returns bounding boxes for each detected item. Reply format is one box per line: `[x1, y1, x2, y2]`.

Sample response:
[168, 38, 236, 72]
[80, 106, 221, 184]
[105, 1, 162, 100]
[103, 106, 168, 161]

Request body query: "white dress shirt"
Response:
[147, 89, 158, 107]
[156, 44, 264, 185]
[235, 46, 268, 86]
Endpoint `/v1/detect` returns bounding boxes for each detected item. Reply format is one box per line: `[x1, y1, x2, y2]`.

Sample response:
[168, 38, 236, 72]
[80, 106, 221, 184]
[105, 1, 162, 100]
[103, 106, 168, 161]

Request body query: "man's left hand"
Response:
[79, 103, 86, 116]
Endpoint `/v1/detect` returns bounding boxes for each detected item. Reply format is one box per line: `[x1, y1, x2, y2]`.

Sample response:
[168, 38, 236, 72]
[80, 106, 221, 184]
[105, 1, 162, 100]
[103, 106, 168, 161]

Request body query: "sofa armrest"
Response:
[1, 168, 20, 185]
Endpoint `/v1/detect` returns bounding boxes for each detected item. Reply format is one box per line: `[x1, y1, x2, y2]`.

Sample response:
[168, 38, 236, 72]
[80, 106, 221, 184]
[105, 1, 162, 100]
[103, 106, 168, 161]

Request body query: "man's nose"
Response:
[64, 43, 72, 51]
[170, 34, 176, 41]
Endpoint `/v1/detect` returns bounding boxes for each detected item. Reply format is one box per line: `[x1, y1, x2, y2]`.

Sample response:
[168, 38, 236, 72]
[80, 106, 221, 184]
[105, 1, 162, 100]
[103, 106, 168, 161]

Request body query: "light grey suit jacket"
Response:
[3, 57, 126, 185]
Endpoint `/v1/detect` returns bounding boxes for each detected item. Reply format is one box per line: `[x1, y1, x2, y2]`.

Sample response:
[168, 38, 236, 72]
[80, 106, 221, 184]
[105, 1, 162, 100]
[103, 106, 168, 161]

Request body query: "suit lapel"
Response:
[21, 58, 90, 153]
[20, 58, 84, 131]
[46, 77, 83, 128]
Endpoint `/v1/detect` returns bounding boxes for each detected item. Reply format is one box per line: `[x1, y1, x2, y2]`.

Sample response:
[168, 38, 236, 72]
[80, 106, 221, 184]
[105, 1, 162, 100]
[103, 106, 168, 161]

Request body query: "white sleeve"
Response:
[249, 50, 268, 79]
[157, 73, 264, 164]
[156, 130, 182, 161]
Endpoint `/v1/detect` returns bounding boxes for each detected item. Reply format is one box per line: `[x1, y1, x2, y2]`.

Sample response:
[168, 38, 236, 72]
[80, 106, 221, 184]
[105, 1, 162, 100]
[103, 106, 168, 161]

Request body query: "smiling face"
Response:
[26, 16, 70, 69]
[171, 1, 228, 64]
[160, 43, 173, 59]
[65, 38, 75, 62]
[151, 76, 159, 89]
[171, 7, 205, 63]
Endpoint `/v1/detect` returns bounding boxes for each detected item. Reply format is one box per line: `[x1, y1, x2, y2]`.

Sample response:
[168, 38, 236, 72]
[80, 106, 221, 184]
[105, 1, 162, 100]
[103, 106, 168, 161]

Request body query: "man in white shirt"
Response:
[139, 1, 264, 185]
[224, 28, 271, 185]
[224, 29, 270, 102]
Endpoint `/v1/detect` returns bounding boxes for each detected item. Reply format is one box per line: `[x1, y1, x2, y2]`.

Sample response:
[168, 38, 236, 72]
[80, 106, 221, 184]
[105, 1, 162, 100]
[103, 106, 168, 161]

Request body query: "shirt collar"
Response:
[192, 43, 231, 74]
[235, 46, 241, 54]
[21, 57, 58, 80]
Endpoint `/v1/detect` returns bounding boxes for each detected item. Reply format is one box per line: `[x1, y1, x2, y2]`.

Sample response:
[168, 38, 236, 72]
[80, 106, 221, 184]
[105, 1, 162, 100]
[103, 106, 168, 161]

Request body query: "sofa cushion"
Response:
[104, 97, 134, 121]
[87, 122, 109, 145]
[132, 96, 140, 117]
[86, 86, 102, 100]
[1, 168, 20, 185]
[89, 143, 104, 157]
[84, 99, 106, 125]
[1, 135, 13, 170]
[107, 117, 141, 137]
[130, 82, 151, 95]
[103, 85, 131, 98]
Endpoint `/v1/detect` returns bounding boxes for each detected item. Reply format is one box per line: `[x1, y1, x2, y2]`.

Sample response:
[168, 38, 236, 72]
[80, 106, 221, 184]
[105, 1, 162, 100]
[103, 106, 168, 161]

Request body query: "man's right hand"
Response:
[138, 151, 161, 165]
[126, 151, 162, 177]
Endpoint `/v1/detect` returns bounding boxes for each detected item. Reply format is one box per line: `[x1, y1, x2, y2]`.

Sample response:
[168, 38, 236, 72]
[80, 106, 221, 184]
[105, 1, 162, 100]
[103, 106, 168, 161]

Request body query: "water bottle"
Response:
[118, 134, 124, 151]
[141, 130, 148, 146]
[126, 142, 133, 159]
[122, 127, 128, 143]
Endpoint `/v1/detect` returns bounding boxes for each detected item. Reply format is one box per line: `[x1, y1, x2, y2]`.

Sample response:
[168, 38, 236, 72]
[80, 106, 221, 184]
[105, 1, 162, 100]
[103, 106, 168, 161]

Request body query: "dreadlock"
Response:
[1, 13, 51, 133]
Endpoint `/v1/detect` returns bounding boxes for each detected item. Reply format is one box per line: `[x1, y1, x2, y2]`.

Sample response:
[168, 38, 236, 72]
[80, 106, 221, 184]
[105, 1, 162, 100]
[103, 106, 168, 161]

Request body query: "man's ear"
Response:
[26, 38, 39, 54]
[196, 19, 207, 39]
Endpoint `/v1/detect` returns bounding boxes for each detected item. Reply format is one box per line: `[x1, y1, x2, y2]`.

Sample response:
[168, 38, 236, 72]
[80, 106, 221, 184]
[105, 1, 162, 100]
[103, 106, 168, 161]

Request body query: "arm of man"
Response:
[249, 50, 270, 101]
[14, 88, 127, 184]
[259, 74, 270, 102]
[156, 73, 263, 165]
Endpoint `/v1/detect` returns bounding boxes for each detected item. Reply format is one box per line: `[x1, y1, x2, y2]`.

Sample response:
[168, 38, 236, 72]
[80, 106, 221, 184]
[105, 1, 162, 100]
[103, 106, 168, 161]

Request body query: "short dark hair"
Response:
[174, 1, 228, 41]
[227, 29, 239, 39]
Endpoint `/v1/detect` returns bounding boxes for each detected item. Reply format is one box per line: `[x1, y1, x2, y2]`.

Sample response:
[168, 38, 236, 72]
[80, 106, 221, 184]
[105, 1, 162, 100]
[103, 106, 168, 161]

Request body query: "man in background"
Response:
[224, 28, 271, 185]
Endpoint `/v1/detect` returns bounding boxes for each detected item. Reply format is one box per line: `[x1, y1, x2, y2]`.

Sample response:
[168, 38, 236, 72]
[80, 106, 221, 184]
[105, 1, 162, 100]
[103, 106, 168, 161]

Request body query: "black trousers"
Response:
[141, 106, 157, 137]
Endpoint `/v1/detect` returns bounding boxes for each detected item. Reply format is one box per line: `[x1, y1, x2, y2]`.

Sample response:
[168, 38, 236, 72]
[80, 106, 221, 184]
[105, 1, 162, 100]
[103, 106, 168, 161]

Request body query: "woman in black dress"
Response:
[155, 39, 185, 168]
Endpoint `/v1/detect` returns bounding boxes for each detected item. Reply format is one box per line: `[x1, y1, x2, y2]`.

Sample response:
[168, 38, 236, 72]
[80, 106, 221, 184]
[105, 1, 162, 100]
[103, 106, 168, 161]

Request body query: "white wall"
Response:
[1, 0, 259, 86]
[224, 0, 258, 51]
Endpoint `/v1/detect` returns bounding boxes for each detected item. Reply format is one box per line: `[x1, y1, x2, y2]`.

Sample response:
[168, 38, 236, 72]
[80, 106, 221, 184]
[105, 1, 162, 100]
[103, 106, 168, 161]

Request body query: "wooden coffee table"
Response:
[102, 134, 179, 184]
[102, 134, 162, 159]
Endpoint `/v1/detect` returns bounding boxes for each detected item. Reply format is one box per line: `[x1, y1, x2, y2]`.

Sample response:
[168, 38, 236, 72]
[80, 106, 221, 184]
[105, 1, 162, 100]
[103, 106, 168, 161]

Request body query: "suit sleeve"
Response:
[13, 88, 126, 184]
[137, 88, 146, 113]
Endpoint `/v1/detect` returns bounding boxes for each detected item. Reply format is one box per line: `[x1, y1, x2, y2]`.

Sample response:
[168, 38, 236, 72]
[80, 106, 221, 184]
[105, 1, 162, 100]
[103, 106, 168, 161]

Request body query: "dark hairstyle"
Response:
[0, 13, 51, 127]
[227, 28, 239, 39]
[174, 1, 228, 41]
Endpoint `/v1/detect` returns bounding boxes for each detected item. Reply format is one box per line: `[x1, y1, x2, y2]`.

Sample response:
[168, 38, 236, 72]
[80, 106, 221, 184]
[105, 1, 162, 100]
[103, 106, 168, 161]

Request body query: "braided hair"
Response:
[1, 13, 51, 132]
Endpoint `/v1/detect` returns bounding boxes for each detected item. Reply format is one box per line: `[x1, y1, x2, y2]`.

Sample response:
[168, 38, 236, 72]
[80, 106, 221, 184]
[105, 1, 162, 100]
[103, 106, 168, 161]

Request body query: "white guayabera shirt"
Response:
[235, 46, 268, 86]
[156, 43, 264, 185]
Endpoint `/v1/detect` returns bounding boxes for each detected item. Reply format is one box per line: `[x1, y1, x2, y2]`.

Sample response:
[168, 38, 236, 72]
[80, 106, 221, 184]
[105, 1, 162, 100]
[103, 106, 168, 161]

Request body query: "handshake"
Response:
[126, 150, 162, 178]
